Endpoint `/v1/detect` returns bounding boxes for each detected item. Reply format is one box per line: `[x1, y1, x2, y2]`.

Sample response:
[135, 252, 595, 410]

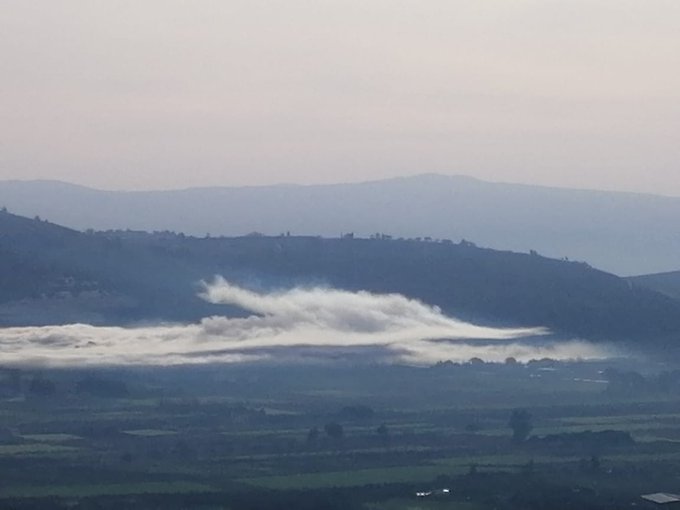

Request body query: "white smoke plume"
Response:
[0, 278, 609, 367]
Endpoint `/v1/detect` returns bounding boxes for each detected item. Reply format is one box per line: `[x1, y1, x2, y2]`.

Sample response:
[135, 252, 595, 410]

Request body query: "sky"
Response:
[1, 1, 679, 194]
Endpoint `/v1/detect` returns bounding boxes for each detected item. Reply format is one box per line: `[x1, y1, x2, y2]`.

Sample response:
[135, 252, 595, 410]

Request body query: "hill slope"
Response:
[0, 212, 230, 325]
[1, 175, 680, 275]
[1, 211, 679, 342]
[628, 271, 680, 301]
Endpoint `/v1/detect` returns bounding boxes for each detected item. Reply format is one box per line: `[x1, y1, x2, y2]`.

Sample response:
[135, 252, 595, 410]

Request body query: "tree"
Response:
[508, 409, 533, 442]
[376, 423, 389, 444]
[307, 427, 319, 443]
[324, 422, 344, 440]
[589, 455, 601, 472]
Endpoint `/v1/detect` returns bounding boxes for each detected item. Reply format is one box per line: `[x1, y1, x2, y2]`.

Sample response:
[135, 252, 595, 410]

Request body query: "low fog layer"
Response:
[0, 279, 609, 366]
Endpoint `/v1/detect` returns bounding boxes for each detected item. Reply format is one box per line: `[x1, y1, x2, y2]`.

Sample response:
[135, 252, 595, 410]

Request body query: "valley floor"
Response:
[0, 359, 678, 509]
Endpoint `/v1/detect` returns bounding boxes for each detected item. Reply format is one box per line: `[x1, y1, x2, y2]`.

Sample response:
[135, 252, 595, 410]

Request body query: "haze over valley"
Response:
[3, 2, 680, 508]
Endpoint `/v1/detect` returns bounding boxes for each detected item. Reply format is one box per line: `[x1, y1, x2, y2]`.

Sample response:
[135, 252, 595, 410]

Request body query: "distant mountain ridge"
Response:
[1, 174, 679, 275]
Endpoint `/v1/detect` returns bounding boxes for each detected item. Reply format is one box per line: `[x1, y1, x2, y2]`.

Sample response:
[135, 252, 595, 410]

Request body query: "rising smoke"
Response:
[0, 278, 610, 366]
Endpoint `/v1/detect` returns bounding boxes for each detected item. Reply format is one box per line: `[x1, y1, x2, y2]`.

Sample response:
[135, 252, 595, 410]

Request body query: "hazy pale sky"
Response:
[1, 1, 679, 193]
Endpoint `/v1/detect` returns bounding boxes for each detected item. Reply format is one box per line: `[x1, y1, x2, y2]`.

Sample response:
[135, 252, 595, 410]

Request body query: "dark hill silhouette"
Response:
[0, 211, 230, 324]
[1, 210, 679, 342]
[2, 174, 680, 275]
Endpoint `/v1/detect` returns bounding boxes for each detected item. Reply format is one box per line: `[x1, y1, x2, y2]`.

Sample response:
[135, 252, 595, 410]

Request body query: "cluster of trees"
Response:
[11, 373, 130, 399]
[306, 422, 390, 445]
[604, 368, 680, 396]
[508, 409, 533, 442]
[305, 423, 344, 443]
[307, 408, 534, 447]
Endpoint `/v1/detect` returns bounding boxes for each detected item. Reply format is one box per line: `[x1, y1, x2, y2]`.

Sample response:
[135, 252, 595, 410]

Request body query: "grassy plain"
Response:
[1, 360, 680, 508]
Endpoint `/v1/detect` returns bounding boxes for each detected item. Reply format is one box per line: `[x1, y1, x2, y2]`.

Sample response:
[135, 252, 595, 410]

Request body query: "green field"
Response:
[367, 500, 485, 510]
[0, 443, 79, 456]
[20, 433, 82, 442]
[0, 481, 216, 499]
[1, 361, 680, 509]
[123, 429, 178, 437]
[240, 465, 468, 490]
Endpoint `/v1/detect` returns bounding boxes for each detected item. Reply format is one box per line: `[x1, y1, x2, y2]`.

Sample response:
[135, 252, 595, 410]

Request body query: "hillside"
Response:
[0, 212, 229, 325]
[628, 271, 680, 301]
[1, 211, 680, 342]
[1, 175, 680, 275]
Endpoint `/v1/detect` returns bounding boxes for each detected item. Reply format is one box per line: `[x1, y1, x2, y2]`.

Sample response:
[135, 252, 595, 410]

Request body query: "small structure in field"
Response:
[641, 493, 680, 505]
